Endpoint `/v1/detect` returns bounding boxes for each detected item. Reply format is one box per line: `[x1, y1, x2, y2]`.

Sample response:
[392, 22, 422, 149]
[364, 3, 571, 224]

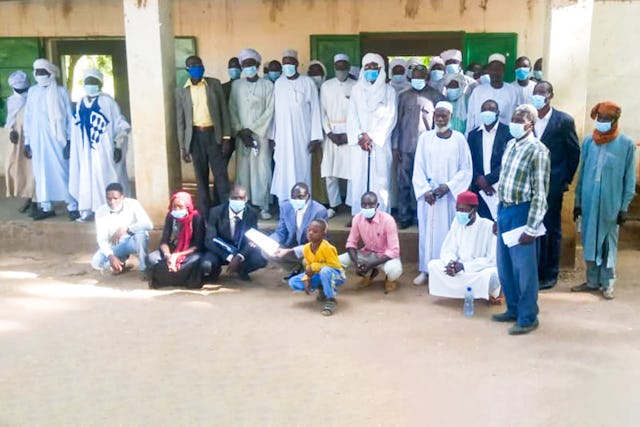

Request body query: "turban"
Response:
[440, 49, 462, 63]
[488, 53, 506, 64]
[282, 48, 298, 60]
[333, 53, 349, 63]
[389, 58, 408, 73]
[239, 48, 261, 64]
[457, 191, 479, 206]
[82, 68, 104, 83]
[429, 56, 444, 70]
[8, 70, 29, 90]
[590, 101, 622, 145]
[361, 52, 384, 69]
[435, 101, 453, 114]
[33, 58, 60, 78]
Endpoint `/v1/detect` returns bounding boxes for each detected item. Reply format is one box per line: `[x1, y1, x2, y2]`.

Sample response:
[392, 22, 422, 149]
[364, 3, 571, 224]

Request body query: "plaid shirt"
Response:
[498, 133, 550, 235]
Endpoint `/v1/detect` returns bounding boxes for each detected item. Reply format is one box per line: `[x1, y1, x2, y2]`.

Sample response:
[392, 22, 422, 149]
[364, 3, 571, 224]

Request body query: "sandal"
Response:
[321, 299, 337, 316]
[489, 295, 504, 305]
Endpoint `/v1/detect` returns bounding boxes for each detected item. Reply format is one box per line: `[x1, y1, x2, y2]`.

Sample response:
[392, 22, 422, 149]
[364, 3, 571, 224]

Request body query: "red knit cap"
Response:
[457, 190, 479, 206]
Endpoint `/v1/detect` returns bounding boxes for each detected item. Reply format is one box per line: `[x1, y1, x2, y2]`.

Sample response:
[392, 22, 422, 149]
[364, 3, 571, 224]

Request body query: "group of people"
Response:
[4, 48, 636, 332]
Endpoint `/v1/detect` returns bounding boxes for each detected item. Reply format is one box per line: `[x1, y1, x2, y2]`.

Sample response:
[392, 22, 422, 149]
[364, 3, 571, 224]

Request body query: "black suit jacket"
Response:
[467, 122, 511, 191]
[536, 108, 580, 195]
[204, 203, 259, 259]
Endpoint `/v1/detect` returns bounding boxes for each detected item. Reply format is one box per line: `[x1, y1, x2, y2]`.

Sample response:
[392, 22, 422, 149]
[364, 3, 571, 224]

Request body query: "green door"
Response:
[463, 33, 518, 82]
[310, 35, 360, 80]
[0, 37, 43, 125]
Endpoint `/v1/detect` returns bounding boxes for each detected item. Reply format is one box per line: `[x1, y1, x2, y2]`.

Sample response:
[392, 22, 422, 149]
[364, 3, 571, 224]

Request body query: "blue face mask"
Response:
[430, 69, 444, 82]
[446, 87, 462, 101]
[480, 110, 498, 126]
[84, 84, 100, 97]
[242, 66, 257, 78]
[391, 74, 405, 83]
[268, 71, 281, 81]
[228, 68, 241, 80]
[533, 70, 543, 80]
[595, 120, 612, 133]
[509, 122, 528, 139]
[229, 199, 246, 213]
[361, 208, 376, 219]
[411, 78, 426, 91]
[364, 69, 379, 82]
[290, 198, 307, 211]
[455, 211, 471, 226]
[171, 209, 188, 220]
[282, 64, 297, 78]
[530, 94, 547, 110]
[187, 65, 205, 80]
[446, 63, 460, 74]
[515, 67, 531, 81]
[479, 74, 491, 85]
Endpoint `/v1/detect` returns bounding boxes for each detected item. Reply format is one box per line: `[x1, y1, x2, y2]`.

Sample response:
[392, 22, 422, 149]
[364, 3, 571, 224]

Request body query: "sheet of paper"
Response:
[244, 228, 280, 256]
[501, 224, 547, 248]
[479, 189, 500, 221]
[331, 122, 347, 134]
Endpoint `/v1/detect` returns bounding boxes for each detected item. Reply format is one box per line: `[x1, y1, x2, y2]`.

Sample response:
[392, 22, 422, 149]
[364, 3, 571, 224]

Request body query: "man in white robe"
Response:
[269, 48, 323, 203]
[69, 68, 131, 221]
[229, 48, 275, 220]
[320, 53, 357, 218]
[427, 190, 501, 300]
[412, 101, 472, 285]
[347, 53, 397, 215]
[23, 58, 77, 221]
[510, 56, 536, 105]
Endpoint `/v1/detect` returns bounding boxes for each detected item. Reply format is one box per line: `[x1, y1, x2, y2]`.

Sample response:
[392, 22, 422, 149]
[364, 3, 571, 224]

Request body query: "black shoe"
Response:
[539, 278, 557, 290]
[28, 202, 38, 218]
[18, 198, 32, 213]
[33, 209, 56, 221]
[238, 271, 251, 282]
[508, 319, 539, 335]
[492, 311, 517, 322]
[68, 210, 81, 221]
[201, 260, 213, 276]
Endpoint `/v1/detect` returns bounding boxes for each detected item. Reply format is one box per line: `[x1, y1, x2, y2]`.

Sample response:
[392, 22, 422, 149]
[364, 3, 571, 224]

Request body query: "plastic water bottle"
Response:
[463, 286, 474, 317]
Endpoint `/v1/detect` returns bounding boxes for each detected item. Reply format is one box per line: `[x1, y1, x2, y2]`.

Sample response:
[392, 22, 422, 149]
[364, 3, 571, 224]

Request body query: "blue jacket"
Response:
[270, 200, 328, 250]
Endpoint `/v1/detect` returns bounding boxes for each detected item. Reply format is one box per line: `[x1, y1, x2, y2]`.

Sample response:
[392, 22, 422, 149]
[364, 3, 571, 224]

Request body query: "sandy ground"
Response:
[1, 248, 640, 427]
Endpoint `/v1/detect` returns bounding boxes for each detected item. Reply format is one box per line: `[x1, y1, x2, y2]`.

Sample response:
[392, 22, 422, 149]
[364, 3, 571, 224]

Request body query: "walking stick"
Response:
[366, 148, 371, 192]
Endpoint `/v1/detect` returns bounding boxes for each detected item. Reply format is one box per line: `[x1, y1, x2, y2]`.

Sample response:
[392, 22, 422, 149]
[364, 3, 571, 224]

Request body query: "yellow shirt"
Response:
[302, 239, 344, 276]
[185, 79, 213, 127]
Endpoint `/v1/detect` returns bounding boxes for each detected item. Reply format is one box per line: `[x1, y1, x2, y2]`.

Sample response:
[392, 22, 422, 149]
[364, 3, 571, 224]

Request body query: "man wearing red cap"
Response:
[427, 191, 500, 301]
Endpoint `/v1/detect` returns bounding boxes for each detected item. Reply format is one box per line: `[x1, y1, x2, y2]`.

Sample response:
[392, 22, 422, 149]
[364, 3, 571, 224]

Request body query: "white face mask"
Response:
[35, 75, 51, 87]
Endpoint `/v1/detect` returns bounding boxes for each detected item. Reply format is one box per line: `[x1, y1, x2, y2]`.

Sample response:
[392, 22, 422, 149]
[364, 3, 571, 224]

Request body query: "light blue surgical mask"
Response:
[479, 74, 491, 85]
[228, 67, 241, 80]
[84, 84, 100, 97]
[446, 87, 462, 101]
[595, 120, 612, 133]
[530, 94, 547, 110]
[282, 64, 297, 78]
[364, 69, 379, 82]
[480, 110, 498, 126]
[533, 70, 543, 80]
[455, 211, 471, 226]
[515, 67, 531, 81]
[242, 66, 257, 78]
[290, 198, 307, 211]
[311, 75, 324, 88]
[229, 199, 246, 213]
[411, 78, 426, 91]
[509, 122, 528, 139]
[268, 71, 281, 81]
[430, 69, 444, 82]
[361, 208, 376, 219]
[171, 209, 188, 220]
[446, 63, 461, 74]
[391, 74, 405, 83]
[35, 75, 51, 87]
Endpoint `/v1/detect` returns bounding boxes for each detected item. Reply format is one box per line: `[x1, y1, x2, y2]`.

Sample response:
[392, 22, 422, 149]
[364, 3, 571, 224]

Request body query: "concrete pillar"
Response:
[123, 0, 181, 224]
[543, 0, 594, 268]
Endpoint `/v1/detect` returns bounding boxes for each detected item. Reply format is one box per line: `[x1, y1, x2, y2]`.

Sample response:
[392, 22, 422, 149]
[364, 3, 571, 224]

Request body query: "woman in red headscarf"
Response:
[147, 191, 206, 288]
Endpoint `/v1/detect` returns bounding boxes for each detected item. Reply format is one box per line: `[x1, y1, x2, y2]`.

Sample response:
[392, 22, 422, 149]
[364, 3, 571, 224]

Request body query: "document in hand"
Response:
[501, 224, 547, 248]
[244, 228, 280, 256]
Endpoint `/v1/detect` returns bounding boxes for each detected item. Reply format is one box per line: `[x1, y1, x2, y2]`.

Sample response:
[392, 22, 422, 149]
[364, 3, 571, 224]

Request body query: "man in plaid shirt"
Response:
[493, 104, 550, 335]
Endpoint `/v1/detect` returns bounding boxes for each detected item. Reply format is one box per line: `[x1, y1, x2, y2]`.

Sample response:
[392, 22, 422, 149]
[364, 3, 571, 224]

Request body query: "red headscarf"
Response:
[169, 191, 199, 269]
[591, 101, 621, 145]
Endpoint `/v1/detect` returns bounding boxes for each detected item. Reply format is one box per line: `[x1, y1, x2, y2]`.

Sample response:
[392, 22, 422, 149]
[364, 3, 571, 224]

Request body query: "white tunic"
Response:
[412, 130, 472, 273]
[511, 80, 536, 105]
[270, 75, 323, 201]
[427, 216, 500, 299]
[69, 94, 131, 212]
[465, 83, 519, 135]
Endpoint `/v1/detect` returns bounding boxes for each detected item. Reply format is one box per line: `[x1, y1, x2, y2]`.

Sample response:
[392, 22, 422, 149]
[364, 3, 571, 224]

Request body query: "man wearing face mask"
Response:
[494, 104, 549, 335]
[392, 64, 444, 229]
[467, 99, 511, 221]
[427, 191, 501, 301]
[510, 56, 536, 105]
[320, 54, 357, 218]
[531, 81, 580, 290]
[427, 56, 446, 95]
[443, 73, 469, 134]
[202, 185, 267, 281]
[339, 191, 403, 294]
[69, 68, 131, 223]
[269, 49, 323, 205]
[533, 58, 544, 82]
[176, 55, 232, 214]
[441, 49, 477, 91]
[23, 58, 77, 221]
[412, 101, 472, 286]
[388, 58, 411, 95]
[222, 57, 241, 102]
[229, 48, 275, 220]
[265, 60, 282, 83]
[465, 53, 519, 136]
[572, 102, 636, 300]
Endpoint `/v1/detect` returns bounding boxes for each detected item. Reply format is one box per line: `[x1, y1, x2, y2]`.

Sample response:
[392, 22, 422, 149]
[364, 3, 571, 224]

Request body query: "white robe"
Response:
[511, 80, 536, 105]
[347, 80, 397, 214]
[69, 94, 131, 212]
[270, 75, 323, 201]
[23, 84, 74, 204]
[465, 83, 519, 136]
[320, 77, 357, 180]
[427, 216, 500, 299]
[412, 130, 472, 273]
[229, 78, 275, 209]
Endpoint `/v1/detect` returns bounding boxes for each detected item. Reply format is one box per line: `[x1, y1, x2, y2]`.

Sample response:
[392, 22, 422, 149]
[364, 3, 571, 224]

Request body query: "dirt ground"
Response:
[1, 248, 640, 427]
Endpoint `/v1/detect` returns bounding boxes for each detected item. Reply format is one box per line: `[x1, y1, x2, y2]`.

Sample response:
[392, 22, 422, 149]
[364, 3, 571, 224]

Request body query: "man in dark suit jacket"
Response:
[176, 55, 232, 214]
[202, 186, 267, 281]
[532, 81, 580, 289]
[467, 99, 511, 220]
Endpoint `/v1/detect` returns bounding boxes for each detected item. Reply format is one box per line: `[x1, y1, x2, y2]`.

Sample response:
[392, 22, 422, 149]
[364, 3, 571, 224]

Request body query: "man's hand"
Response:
[336, 133, 349, 146]
[24, 145, 32, 159]
[63, 140, 71, 160]
[238, 128, 254, 147]
[327, 132, 339, 145]
[113, 147, 122, 163]
[433, 184, 449, 198]
[305, 265, 314, 277]
[268, 139, 276, 150]
[109, 227, 128, 245]
[272, 248, 293, 258]
[518, 232, 536, 245]
[475, 175, 489, 191]
[617, 211, 628, 226]
[303, 279, 312, 294]
[108, 254, 125, 273]
[358, 133, 373, 152]
[357, 262, 373, 276]
[573, 207, 582, 222]
[424, 191, 436, 205]
[9, 130, 19, 144]
[181, 149, 192, 163]
[308, 139, 322, 153]
[393, 149, 401, 163]
[167, 253, 180, 272]
[221, 139, 232, 157]
[227, 254, 243, 274]
[492, 222, 497, 235]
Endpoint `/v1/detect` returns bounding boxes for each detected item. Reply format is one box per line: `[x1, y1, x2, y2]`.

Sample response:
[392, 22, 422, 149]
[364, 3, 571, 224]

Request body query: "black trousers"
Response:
[538, 191, 564, 283]
[190, 128, 231, 213]
[201, 247, 268, 279]
[396, 150, 417, 224]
